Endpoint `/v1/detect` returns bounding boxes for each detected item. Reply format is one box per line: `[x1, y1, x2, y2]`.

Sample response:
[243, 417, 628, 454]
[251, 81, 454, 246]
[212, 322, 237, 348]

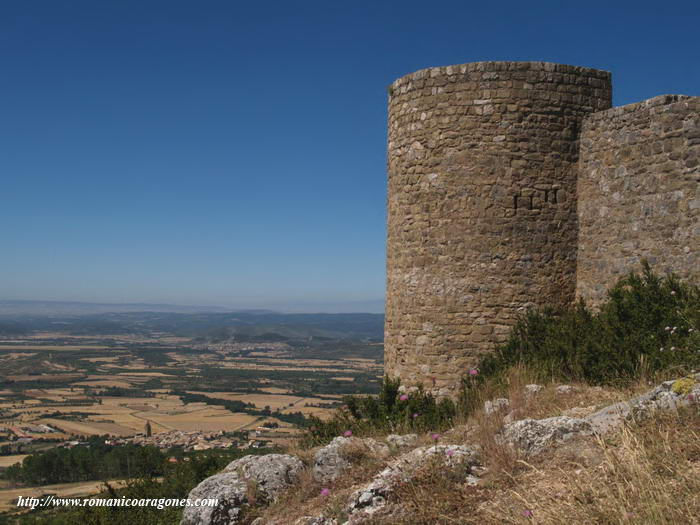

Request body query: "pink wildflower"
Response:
[320, 488, 330, 497]
[469, 368, 479, 376]
[343, 430, 352, 437]
[399, 394, 409, 401]
[430, 432, 441, 441]
[412, 413, 419, 419]
[522, 509, 533, 518]
[446, 448, 455, 457]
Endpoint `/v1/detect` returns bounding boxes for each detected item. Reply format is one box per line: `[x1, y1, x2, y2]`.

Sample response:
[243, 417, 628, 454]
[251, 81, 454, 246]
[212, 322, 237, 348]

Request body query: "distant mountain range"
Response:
[0, 300, 385, 340]
[0, 299, 384, 316]
[0, 300, 246, 316]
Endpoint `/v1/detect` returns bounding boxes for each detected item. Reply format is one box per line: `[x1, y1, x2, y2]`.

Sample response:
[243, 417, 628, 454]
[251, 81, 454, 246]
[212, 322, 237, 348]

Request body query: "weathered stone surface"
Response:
[313, 437, 390, 483]
[586, 373, 700, 433]
[524, 384, 544, 395]
[347, 444, 479, 518]
[384, 61, 698, 394]
[484, 398, 510, 415]
[556, 385, 576, 395]
[577, 95, 700, 306]
[181, 472, 248, 525]
[386, 433, 418, 448]
[182, 454, 303, 525]
[502, 416, 592, 455]
[385, 61, 614, 396]
[502, 374, 700, 455]
[293, 518, 338, 525]
[223, 454, 303, 502]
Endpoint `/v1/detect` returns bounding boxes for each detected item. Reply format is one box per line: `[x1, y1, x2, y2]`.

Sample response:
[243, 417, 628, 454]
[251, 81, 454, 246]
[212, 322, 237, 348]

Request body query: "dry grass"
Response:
[0, 455, 28, 468]
[371, 454, 486, 525]
[370, 404, 700, 524]
[315, 367, 700, 524]
[480, 407, 700, 524]
[258, 439, 391, 524]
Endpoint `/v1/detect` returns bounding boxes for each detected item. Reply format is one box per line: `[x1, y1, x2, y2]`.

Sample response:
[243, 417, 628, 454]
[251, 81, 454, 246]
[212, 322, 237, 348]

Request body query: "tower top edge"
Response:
[390, 61, 612, 89]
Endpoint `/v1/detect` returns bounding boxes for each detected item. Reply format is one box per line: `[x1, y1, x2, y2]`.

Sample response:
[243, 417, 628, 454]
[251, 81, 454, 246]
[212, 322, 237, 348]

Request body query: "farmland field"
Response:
[0, 479, 128, 511]
[0, 309, 383, 512]
[0, 313, 383, 450]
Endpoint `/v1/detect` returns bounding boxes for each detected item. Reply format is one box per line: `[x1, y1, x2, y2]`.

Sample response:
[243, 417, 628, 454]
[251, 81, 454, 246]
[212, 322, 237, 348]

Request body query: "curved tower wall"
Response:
[385, 61, 612, 396]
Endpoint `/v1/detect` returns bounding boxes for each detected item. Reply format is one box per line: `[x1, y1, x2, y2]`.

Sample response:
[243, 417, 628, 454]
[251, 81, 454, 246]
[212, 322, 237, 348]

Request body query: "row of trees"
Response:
[172, 391, 308, 426]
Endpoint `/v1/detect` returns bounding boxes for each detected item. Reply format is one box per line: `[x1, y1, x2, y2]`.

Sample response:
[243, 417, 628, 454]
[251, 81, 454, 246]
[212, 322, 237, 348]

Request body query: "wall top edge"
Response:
[583, 94, 700, 124]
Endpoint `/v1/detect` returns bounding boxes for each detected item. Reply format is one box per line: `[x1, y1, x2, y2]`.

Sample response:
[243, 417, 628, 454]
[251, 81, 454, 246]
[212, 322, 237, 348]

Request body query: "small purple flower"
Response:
[445, 448, 455, 457]
[688, 393, 696, 402]
[469, 368, 479, 376]
[343, 430, 352, 437]
[430, 432, 441, 441]
[320, 487, 330, 497]
[399, 394, 409, 401]
[522, 509, 533, 518]
[412, 413, 419, 419]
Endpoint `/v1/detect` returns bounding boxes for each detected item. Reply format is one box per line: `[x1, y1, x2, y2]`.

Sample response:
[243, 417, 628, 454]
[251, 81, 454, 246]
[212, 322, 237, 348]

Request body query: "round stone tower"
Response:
[385, 61, 612, 396]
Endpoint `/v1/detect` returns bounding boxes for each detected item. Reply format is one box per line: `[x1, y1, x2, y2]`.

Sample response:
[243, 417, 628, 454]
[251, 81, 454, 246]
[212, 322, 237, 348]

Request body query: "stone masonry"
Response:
[577, 95, 700, 304]
[384, 61, 699, 396]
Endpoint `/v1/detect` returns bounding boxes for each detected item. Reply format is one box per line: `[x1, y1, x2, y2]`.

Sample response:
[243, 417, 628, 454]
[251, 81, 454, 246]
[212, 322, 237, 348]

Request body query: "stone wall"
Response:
[576, 95, 700, 305]
[385, 61, 612, 396]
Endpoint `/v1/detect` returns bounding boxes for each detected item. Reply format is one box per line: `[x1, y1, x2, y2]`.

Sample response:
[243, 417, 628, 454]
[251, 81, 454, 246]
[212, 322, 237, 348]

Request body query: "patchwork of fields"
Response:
[0, 332, 383, 448]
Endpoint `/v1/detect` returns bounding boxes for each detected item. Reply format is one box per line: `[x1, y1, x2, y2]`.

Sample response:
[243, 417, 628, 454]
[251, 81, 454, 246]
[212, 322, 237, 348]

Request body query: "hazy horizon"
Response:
[0, 298, 386, 315]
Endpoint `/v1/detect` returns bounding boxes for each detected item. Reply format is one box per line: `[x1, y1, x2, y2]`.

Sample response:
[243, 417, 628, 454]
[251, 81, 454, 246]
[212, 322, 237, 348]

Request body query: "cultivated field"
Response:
[0, 332, 382, 445]
[0, 479, 128, 511]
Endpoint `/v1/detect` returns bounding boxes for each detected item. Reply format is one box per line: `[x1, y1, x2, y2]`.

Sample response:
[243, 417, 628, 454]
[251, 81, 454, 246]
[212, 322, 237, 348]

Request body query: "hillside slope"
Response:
[184, 372, 700, 524]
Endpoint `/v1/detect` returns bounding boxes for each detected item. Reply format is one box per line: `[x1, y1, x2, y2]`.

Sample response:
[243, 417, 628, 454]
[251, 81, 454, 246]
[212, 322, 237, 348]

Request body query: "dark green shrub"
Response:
[462, 263, 700, 405]
[301, 376, 455, 447]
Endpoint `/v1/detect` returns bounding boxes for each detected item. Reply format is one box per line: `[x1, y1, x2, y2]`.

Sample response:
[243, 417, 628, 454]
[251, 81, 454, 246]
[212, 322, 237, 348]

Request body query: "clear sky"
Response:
[1, 1, 698, 312]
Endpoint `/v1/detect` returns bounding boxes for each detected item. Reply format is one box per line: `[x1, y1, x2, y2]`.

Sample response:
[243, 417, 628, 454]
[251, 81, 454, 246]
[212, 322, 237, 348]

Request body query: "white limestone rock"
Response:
[502, 416, 592, 455]
[313, 437, 390, 483]
[484, 397, 510, 415]
[181, 454, 303, 525]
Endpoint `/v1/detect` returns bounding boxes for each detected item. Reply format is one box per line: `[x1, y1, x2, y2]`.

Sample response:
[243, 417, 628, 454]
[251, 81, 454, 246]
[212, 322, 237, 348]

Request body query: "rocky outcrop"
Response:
[524, 384, 544, 395]
[503, 374, 700, 455]
[586, 374, 700, 433]
[347, 444, 480, 519]
[502, 416, 592, 455]
[182, 471, 248, 525]
[385, 433, 417, 449]
[292, 518, 338, 525]
[484, 398, 510, 415]
[556, 385, 576, 395]
[183, 375, 700, 524]
[313, 437, 389, 483]
[181, 454, 303, 525]
[222, 454, 304, 502]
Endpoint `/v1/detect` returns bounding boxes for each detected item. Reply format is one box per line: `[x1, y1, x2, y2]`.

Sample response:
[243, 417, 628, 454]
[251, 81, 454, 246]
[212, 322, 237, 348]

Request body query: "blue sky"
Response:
[1, 1, 698, 312]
